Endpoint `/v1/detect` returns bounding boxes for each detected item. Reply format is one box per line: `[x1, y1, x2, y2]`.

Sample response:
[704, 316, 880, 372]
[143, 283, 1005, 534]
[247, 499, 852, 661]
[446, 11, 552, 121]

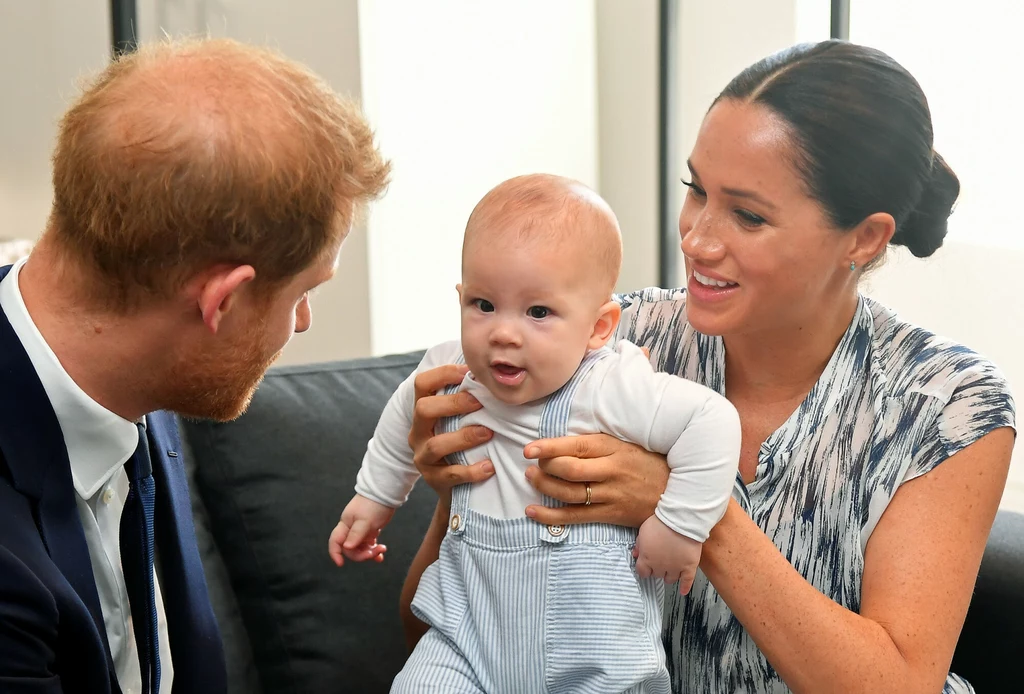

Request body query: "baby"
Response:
[330, 174, 740, 693]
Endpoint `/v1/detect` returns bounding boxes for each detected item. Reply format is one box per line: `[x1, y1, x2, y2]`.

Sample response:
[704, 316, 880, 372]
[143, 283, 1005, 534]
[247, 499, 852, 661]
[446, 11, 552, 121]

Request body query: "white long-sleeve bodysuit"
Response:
[356, 339, 740, 542]
[355, 339, 741, 693]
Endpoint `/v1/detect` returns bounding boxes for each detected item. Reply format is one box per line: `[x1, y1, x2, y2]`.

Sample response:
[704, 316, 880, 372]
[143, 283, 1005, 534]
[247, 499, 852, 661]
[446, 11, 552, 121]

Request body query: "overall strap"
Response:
[437, 353, 472, 532]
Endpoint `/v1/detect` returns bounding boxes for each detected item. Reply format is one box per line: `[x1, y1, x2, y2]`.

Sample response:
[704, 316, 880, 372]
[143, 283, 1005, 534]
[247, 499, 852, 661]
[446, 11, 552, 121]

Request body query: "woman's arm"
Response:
[703, 428, 1013, 694]
[399, 500, 449, 651]
[398, 364, 495, 649]
[527, 428, 1013, 694]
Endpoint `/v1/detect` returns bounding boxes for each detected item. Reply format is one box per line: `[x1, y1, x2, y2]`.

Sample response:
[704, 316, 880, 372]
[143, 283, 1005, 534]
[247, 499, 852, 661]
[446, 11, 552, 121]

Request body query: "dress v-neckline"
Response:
[696, 296, 875, 489]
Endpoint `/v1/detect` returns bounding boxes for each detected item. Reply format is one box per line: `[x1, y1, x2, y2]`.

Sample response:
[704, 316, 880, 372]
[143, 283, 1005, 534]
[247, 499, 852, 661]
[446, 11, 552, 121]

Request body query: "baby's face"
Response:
[459, 237, 604, 406]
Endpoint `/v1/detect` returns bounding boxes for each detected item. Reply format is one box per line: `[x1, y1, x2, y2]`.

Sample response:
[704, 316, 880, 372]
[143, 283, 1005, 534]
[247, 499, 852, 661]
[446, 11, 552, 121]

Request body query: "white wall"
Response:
[357, 0, 600, 356]
[0, 0, 110, 242]
[595, 0, 659, 294]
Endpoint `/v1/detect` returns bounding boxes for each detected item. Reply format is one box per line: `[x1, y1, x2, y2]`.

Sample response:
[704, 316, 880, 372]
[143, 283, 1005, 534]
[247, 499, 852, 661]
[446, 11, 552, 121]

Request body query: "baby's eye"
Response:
[473, 299, 495, 312]
[528, 306, 550, 319]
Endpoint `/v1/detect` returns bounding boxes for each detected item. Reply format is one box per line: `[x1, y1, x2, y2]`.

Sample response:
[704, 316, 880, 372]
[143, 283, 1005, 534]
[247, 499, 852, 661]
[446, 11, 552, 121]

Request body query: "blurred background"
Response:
[1, 0, 1021, 509]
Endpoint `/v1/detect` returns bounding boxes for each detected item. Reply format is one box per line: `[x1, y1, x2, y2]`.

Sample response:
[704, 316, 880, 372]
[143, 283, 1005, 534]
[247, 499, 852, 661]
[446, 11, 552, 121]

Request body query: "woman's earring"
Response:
[849, 261, 857, 271]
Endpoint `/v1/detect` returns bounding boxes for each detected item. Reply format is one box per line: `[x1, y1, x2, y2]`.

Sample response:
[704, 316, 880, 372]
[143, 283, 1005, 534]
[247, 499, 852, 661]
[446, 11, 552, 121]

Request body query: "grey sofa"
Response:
[178, 351, 1024, 694]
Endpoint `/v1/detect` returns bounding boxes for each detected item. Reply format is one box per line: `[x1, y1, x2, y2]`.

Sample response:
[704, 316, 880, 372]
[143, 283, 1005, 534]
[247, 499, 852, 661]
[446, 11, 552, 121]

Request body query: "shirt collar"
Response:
[0, 257, 138, 499]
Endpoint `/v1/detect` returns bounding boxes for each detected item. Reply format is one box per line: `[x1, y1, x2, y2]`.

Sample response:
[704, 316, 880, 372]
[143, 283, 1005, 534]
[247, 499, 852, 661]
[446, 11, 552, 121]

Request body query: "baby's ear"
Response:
[587, 300, 622, 350]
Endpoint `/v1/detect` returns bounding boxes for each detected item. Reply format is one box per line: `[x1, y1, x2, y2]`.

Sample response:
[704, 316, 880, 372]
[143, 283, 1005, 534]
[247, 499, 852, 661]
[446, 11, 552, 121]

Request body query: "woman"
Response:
[399, 41, 1016, 693]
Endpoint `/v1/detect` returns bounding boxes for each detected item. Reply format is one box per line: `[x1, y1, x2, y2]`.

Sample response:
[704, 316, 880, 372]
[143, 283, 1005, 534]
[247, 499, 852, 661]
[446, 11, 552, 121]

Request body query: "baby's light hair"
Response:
[463, 174, 622, 298]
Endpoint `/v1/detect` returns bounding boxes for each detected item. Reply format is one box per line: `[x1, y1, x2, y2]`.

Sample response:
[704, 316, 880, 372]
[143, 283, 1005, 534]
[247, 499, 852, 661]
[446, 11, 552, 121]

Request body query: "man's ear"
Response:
[587, 300, 622, 350]
[195, 265, 257, 334]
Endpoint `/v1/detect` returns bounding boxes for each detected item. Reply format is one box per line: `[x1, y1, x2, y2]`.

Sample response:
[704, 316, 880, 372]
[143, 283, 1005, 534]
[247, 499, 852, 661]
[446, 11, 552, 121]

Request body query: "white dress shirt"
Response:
[0, 257, 173, 694]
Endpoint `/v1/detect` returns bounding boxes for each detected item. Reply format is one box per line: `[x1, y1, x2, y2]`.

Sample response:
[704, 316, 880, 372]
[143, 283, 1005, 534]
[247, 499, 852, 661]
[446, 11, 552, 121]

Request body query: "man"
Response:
[0, 39, 389, 694]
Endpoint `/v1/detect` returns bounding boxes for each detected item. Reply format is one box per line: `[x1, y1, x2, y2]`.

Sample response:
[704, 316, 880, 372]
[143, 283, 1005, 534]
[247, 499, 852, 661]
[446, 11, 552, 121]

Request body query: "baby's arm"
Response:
[329, 341, 464, 565]
[328, 494, 395, 566]
[591, 342, 741, 592]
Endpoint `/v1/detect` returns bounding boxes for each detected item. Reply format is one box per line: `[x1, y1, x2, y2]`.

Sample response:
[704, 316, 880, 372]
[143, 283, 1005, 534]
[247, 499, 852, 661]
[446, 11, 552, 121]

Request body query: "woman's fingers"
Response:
[523, 436, 670, 528]
[525, 433, 622, 463]
[412, 363, 471, 401]
[525, 501, 603, 527]
[536, 455, 615, 484]
[413, 389, 482, 424]
[426, 459, 495, 487]
[408, 364, 475, 446]
[525, 466, 593, 503]
[413, 426, 492, 471]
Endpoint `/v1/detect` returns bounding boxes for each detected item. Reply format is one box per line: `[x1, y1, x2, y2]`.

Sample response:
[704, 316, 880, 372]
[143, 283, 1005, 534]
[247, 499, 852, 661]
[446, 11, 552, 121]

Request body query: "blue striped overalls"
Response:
[391, 351, 671, 694]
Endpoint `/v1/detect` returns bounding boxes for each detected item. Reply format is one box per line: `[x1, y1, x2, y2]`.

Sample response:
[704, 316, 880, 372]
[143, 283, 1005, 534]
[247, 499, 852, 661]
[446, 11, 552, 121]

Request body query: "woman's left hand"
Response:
[523, 434, 669, 527]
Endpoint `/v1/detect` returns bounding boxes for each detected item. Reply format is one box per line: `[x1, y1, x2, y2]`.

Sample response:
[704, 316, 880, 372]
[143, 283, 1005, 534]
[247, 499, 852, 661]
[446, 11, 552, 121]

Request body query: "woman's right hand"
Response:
[409, 364, 495, 508]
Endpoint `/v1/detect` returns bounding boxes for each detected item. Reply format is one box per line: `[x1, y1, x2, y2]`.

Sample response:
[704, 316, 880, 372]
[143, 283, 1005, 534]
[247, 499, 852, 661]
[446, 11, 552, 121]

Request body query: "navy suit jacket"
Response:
[0, 264, 227, 693]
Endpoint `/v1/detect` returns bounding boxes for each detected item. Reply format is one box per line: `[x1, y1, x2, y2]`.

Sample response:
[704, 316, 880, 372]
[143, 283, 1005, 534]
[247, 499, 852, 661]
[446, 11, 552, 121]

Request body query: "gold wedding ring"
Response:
[584, 482, 592, 506]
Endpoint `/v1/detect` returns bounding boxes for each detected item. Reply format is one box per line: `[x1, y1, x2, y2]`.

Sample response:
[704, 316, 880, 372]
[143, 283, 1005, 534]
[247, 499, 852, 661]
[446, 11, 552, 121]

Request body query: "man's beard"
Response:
[163, 326, 283, 422]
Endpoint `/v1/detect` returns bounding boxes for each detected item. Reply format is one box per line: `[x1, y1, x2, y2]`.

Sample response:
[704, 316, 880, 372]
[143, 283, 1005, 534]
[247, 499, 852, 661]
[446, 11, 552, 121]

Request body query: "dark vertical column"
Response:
[831, 0, 851, 40]
[657, 0, 680, 288]
[111, 0, 138, 57]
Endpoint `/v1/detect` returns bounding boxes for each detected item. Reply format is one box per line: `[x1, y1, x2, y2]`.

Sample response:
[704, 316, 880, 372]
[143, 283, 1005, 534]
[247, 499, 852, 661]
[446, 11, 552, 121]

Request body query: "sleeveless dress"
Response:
[614, 288, 1016, 694]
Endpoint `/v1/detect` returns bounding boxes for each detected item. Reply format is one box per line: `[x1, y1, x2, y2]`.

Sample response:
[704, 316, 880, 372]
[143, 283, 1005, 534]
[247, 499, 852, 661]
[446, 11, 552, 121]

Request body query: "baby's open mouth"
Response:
[490, 363, 526, 386]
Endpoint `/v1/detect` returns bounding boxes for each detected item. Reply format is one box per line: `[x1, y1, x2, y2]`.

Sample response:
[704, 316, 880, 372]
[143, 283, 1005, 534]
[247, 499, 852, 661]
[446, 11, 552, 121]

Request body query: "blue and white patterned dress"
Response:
[613, 288, 1016, 694]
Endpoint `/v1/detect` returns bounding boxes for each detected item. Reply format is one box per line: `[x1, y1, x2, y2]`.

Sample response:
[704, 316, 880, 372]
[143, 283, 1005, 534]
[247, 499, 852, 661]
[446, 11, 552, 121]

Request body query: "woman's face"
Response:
[679, 99, 857, 339]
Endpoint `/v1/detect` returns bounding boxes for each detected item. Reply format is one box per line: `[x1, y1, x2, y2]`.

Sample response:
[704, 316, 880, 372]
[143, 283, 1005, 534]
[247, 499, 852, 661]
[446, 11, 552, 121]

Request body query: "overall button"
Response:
[449, 514, 462, 531]
[547, 524, 565, 537]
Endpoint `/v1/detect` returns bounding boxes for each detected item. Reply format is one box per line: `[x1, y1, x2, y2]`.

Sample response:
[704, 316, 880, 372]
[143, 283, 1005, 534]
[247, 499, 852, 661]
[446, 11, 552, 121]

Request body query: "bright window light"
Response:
[850, 0, 1024, 250]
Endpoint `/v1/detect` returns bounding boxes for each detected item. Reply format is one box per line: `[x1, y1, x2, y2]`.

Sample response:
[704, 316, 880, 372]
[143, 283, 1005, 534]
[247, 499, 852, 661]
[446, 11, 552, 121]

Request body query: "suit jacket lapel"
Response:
[0, 264, 118, 681]
[148, 411, 227, 693]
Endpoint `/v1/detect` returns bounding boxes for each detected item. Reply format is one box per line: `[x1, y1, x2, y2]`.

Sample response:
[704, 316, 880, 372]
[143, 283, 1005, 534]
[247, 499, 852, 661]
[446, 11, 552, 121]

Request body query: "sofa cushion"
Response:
[180, 351, 434, 694]
[180, 426, 263, 694]
[950, 509, 1024, 692]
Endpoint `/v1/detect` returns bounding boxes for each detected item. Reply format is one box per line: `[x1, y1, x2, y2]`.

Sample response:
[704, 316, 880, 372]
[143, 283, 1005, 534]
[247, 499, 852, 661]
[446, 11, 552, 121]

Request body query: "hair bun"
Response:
[892, 152, 960, 258]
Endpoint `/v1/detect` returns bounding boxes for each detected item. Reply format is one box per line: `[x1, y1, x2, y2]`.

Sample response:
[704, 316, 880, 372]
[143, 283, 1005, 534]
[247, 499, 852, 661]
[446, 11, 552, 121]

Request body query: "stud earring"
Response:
[849, 261, 857, 271]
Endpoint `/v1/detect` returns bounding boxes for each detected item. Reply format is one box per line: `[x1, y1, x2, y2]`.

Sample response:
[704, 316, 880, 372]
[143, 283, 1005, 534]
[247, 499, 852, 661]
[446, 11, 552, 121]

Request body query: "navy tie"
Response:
[120, 422, 161, 694]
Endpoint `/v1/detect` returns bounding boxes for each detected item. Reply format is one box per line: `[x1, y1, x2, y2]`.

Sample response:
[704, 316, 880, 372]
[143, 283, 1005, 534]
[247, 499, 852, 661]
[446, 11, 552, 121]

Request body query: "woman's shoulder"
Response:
[866, 297, 1012, 407]
[865, 297, 1015, 482]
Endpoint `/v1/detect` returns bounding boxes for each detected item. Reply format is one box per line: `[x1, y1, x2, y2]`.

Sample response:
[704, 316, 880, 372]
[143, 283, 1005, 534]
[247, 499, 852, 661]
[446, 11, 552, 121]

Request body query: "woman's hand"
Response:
[522, 434, 669, 527]
[408, 364, 495, 507]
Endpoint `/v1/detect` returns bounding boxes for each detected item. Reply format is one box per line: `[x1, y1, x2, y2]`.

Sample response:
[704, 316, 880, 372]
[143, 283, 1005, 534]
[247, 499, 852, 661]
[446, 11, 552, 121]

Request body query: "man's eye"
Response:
[528, 306, 550, 319]
[474, 299, 495, 312]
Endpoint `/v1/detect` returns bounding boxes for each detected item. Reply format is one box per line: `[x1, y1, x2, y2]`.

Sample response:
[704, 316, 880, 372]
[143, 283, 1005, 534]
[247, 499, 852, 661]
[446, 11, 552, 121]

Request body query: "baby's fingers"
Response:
[343, 542, 388, 563]
[635, 555, 654, 579]
[343, 519, 373, 549]
[677, 564, 697, 596]
[328, 523, 349, 567]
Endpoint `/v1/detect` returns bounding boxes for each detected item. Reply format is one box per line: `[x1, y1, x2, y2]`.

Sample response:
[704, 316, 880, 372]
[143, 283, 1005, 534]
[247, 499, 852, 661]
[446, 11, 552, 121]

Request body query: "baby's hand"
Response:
[328, 494, 396, 567]
[633, 515, 702, 595]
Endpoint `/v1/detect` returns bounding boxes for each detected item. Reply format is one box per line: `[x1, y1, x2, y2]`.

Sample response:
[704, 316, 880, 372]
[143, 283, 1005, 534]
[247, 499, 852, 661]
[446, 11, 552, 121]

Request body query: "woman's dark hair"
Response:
[717, 40, 959, 259]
